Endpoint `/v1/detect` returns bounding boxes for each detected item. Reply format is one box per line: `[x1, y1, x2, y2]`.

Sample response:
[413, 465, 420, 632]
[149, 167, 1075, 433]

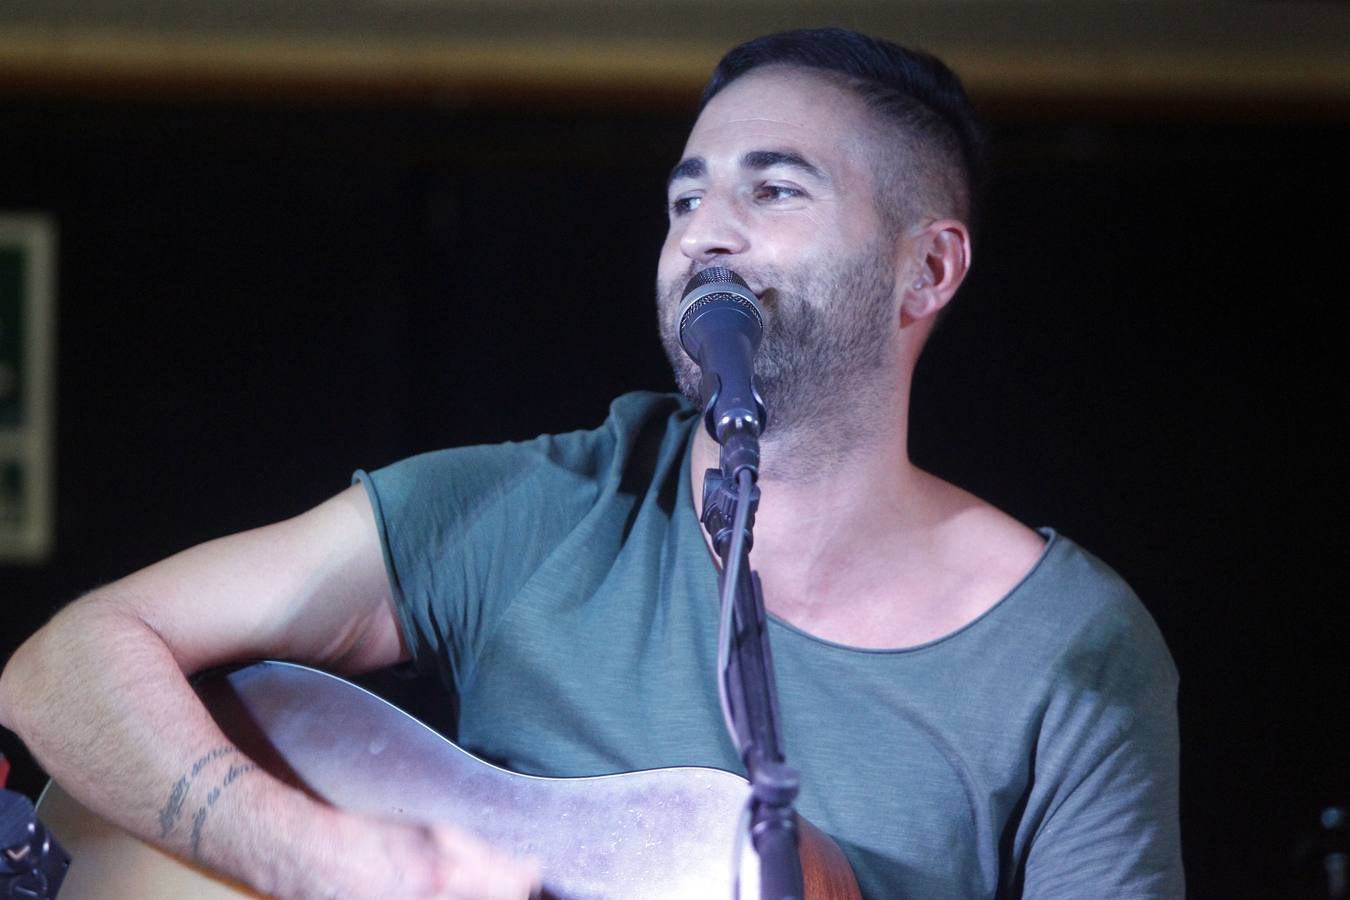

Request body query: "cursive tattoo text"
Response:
[188, 761, 259, 859]
[157, 745, 239, 838]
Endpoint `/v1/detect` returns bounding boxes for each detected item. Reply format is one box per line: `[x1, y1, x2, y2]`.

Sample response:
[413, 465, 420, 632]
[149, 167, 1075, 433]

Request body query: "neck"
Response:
[689, 377, 935, 588]
[685, 355, 1049, 647]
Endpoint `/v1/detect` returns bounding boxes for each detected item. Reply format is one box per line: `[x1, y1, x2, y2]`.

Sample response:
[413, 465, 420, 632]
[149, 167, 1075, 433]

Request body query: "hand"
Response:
[373, 817, 541, 900]
[282, 809, 541, 900]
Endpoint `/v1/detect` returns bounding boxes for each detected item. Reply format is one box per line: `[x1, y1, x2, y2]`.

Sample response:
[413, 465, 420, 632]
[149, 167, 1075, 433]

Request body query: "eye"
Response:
[669, 194, 702, 216]
[755, 184, 804, 203]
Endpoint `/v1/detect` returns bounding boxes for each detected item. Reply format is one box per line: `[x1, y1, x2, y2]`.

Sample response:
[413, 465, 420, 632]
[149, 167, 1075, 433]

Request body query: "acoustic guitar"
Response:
[36, 661, 859, 899]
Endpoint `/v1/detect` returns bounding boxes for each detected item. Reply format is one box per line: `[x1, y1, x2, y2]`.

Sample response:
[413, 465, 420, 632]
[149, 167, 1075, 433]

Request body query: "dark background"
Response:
[0, 87, 1346, 898]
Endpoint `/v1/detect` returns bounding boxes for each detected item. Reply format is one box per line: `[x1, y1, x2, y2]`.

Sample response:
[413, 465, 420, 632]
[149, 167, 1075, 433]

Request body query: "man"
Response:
[0, 28, 1182, 899]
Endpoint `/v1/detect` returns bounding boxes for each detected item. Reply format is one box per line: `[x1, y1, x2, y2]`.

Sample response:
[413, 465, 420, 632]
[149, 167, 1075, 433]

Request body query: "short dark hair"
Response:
[701, 28, 986, 233]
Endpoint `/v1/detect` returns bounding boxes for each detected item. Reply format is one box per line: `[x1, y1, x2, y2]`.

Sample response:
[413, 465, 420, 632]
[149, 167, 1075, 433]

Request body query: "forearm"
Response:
[0, 488, 535, 900]
[0, 595, 335, 896]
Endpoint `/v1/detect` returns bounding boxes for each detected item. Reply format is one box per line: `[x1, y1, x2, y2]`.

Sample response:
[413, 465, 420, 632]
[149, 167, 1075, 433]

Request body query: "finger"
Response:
[442, 850, 538, 900]
[432, 826, 540, 900]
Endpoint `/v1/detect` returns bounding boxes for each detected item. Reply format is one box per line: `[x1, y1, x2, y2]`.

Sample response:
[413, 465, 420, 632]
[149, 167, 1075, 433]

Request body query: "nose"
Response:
[679, 195, 749, 263]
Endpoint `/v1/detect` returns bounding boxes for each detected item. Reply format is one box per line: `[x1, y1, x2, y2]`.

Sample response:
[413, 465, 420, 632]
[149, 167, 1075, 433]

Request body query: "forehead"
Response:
[682, 67, 877, 164]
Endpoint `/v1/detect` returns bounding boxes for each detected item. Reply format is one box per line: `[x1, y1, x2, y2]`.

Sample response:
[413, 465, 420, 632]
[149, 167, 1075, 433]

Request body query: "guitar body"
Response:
[37, 661, 859, 899]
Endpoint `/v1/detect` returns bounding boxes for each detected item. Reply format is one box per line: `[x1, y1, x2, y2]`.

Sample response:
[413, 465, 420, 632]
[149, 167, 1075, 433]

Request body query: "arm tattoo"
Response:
[157, 745, 240, 838]
[158, 776, 190, 837]
[189, 761, 259, 859]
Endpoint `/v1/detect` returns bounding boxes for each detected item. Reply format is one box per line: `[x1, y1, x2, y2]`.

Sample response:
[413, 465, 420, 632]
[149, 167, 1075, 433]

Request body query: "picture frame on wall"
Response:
[0, 214, 56, 562]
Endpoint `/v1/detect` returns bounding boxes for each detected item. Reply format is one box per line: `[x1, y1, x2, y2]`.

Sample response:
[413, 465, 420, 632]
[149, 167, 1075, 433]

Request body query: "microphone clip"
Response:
[700, 467, 760, 558]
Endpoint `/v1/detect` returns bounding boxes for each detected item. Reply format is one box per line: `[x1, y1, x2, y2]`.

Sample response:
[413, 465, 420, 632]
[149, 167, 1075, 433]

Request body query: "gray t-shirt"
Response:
[356, 391, 1183, 898]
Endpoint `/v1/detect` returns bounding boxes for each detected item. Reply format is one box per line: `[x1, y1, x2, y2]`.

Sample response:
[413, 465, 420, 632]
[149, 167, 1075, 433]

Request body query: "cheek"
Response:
[657, 231, 688, 281]
[766, 207, 839, 250]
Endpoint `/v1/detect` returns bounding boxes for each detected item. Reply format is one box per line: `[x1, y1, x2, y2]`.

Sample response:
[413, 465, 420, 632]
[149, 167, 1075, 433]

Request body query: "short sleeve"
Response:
[351, 391, 691, 697]
[353, 437, 604, 693]
[1021, 595, 1184, 898]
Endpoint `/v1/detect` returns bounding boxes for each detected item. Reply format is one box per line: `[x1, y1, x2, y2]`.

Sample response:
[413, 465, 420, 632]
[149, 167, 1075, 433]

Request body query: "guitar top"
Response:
[38, 661, 859, 899]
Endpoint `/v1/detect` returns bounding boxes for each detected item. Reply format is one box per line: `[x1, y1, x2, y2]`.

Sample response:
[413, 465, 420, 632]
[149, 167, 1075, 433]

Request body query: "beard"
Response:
[657, 241, 898, 477]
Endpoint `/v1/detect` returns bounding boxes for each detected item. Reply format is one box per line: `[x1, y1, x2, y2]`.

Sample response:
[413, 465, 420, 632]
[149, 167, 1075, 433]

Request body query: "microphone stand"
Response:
[701, 447, 803, 900]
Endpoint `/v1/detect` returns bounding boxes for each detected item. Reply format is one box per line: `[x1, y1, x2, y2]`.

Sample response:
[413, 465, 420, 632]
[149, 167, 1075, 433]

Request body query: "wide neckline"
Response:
[675, 417, 1059, 656]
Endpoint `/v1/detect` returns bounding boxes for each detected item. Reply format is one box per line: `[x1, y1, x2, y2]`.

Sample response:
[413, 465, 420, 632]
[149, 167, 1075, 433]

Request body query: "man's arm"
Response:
[0, 485, 535, 899]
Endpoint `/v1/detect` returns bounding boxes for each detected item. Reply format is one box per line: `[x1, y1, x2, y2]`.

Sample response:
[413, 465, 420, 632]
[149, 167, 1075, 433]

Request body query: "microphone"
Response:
[677, 267, 767, 477]
[0, 786, 70, 899]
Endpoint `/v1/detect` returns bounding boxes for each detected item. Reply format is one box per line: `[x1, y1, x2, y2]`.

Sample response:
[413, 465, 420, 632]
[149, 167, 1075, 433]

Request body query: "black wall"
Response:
[1, 94, 1345, 898]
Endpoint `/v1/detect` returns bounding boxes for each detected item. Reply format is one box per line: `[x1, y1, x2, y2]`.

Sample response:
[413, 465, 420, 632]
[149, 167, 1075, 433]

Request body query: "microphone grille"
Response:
[677, 266, 763, 342]
[685, 267, 750, 292]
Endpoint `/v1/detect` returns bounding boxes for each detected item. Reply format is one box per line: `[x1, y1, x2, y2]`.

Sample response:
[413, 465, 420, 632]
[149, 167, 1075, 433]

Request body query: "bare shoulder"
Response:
[952, 493, 1045, 572]
[921, 472, 1047, 605]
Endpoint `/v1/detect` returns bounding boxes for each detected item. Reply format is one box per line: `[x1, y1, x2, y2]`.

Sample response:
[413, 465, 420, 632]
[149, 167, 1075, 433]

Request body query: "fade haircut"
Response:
[701, 28, 986, 235]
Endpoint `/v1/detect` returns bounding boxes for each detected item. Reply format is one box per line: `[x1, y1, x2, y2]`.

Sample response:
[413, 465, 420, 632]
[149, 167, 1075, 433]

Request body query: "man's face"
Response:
[656, 67, 902, 440]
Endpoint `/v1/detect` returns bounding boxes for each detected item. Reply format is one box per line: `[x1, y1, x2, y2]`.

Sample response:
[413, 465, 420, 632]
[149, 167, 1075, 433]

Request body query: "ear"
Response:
[899, 220, 971, 328]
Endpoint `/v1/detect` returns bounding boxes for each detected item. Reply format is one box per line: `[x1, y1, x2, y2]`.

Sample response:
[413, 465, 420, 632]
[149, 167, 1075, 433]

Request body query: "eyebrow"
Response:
[742, 150, 825, 181]
[667, 157, 706, 187]
[666, 150, 827, 188]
